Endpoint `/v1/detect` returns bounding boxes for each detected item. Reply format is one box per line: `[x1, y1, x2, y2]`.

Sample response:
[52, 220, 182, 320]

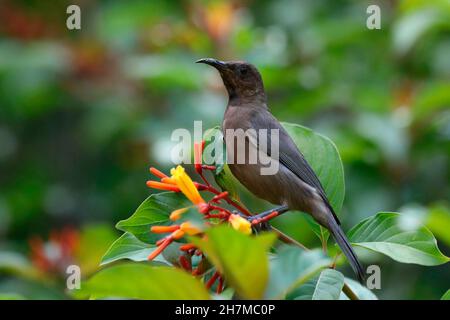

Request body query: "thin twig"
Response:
[271, 227, 310, 251]
[342, 282, 359, 300]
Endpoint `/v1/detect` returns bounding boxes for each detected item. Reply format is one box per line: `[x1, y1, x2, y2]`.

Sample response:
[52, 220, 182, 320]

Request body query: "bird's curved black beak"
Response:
[196, 58, 226, 70]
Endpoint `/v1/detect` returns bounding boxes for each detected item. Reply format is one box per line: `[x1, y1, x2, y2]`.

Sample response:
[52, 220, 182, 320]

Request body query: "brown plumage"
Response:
[197, 58, 365, 283]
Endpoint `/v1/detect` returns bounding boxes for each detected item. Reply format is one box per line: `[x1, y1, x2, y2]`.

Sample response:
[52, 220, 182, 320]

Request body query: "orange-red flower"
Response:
[146, 181, 180, 192]
[150, 225, 180, 233]
[147, 238, 172, 261]
[149, 167, 168, 179]
[194, 141, 205, 173]
[170, 207, 189, 221]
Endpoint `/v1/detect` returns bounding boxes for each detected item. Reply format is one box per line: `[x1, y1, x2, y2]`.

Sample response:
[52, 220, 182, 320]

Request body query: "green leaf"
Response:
[214, 164, 242, 201]
[191, 226, 276, 299]
[339, 278, 378, 300]
[349, 212, 449, 266]
[265, 247, 331, 299]
[311, 269, 344, 300]
[302, 214, 330, 247]
[76, 263, 210, 300]
[441, 289, 450, 300]
[282, 122, 345, 213]
[116, 192, 191, 244]
[288, 269, 344, 300]
[281, 122, 345, 243]
[101, 232, 167, 266]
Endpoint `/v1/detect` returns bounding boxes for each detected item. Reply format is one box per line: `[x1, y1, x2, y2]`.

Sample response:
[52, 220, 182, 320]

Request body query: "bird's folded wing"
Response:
[249, 110, 340, 223]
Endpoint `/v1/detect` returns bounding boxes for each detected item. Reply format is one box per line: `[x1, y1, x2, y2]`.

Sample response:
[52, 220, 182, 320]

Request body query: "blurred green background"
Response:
[0, 0, 449, 299]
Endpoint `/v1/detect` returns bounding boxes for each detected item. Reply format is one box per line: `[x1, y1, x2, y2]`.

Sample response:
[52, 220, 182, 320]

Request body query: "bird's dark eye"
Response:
[238, 66, 248, 76]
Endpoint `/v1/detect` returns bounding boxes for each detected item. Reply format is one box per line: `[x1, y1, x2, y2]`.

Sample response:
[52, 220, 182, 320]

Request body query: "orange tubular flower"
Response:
[194, 141, 204, 173]
[180, 243, 196, 251]
[170, 207, 189, 221]
[172, 229, 185, 240]
[150, 225, 180, 233]
[170, 165, 205, 205]
[148, 238, 172, 260]
[146, 181, 180, 192]
[229, 214, 252, 235]
[149, 167, 168, 179]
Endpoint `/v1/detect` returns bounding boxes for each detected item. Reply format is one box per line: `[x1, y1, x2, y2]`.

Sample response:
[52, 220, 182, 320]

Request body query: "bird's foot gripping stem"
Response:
[245, 205, 289, 232]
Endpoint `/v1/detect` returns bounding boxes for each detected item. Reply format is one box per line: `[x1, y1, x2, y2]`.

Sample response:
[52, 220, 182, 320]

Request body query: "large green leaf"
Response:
[349, 212, 449, 265]
[282, 122, 345, 213]
[441, 289, 450, 300]
[339, 278, 378, 300]
[289, 268, 345, 300]
[265, 247, 331, 299]
[291, 274, 378, 300]
[76, 263, 209, 300]
[191, 226, 276, 299]
[282, 123, 345, 243]
[101, 232, 168, 266]
[116, 192, 191, 244]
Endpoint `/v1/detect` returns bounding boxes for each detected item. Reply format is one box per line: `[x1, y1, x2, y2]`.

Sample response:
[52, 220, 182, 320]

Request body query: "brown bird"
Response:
[197, 58, 365, 282]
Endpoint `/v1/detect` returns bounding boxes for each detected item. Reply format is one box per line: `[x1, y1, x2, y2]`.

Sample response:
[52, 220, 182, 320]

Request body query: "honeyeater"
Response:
[197, 58, 365, 282]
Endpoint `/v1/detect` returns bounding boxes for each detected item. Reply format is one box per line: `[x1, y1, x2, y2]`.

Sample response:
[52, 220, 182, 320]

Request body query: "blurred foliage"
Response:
[0, 0, 449, 299]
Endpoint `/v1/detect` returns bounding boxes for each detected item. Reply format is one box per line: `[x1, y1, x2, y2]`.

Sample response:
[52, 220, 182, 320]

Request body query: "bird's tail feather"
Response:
[327, 217, 365, 284]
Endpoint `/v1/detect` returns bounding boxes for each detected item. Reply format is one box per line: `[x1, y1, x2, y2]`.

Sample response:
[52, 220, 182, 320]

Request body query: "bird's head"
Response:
[196, 58, 267, 105]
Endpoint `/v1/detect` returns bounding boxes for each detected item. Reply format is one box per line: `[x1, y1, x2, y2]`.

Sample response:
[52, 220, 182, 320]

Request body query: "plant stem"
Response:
[342, 282, 359, 300]
[272, 227, 310, 251]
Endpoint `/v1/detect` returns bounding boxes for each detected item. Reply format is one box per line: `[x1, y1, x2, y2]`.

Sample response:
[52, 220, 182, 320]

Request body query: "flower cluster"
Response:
[145, 141, 278, 293]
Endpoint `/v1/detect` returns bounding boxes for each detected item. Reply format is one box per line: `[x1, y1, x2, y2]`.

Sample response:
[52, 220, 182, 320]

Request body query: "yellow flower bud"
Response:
[229, 214, 252, 235]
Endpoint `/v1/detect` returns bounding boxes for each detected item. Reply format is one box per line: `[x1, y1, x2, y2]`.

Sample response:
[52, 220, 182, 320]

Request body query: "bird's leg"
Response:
[246, 205, 289, 233]
[243, 206, 310, 250]
[247, 205, 289, 224]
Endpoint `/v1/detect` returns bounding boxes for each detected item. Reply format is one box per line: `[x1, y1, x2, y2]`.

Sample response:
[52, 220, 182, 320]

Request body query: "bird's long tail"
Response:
[327, 217, 365, 284]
